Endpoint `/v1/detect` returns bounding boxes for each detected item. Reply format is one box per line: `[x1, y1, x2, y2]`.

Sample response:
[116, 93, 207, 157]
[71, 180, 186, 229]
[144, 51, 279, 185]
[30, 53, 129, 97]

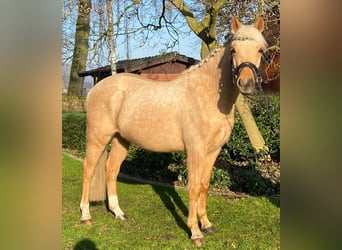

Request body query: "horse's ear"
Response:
[254, 16, 264, 32]
[231, 16, 241, 34]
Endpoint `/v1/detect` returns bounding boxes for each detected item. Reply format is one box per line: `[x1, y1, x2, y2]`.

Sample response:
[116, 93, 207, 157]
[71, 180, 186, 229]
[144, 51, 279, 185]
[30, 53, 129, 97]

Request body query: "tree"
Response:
[169, 0, 226, 58]
[67, 0, 92, 96]
[103, 0, 143, 74]
[105, 0, 116, 74]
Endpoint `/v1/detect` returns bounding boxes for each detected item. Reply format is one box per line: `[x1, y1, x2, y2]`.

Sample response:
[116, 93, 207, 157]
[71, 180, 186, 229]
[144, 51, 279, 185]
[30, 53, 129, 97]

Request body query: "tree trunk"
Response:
[106, 0, 116, 75]
[169, 0, 224, 58]
[67, 0, 91, 96]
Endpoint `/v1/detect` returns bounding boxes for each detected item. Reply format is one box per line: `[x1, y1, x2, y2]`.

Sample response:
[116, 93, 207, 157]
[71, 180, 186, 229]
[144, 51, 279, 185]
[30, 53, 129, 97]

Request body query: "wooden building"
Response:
[78, 52, 199, 85]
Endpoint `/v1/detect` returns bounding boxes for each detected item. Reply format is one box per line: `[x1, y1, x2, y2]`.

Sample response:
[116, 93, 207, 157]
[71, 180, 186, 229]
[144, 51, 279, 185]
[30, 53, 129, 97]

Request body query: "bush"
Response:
[123, 147, 178, 182]
[252, 94, 280, 162]
[62, 112, 87, 157]
[221, 94, 280, 164]
[210, 168, 232, 189]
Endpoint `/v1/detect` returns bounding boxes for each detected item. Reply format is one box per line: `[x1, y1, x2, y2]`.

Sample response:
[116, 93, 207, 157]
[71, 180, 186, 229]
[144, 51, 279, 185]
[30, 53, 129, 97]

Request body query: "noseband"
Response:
[230, 37, 264, 87]
[232, 62, 263, 86]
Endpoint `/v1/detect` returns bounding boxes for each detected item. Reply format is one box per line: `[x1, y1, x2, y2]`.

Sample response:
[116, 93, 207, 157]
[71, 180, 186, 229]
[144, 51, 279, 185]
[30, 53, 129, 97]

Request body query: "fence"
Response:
[62, 96, 86, 112]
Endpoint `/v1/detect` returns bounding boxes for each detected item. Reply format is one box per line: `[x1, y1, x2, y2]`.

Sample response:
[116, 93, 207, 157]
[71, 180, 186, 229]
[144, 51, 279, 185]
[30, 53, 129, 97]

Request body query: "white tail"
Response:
[89, 150, 107, 201]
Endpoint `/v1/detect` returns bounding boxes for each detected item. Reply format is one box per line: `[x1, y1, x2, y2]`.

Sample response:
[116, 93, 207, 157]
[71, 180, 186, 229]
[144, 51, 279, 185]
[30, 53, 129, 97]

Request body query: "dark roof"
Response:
[79, 52, 199, 77]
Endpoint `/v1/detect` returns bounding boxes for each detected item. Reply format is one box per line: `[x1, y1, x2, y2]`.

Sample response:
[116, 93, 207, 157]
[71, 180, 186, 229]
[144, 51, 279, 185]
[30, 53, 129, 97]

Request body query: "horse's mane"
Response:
[186, 47, 223, 72]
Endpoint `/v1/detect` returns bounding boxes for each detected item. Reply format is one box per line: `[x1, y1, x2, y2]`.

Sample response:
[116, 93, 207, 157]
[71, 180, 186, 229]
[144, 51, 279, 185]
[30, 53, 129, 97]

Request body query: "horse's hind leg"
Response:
[106, 134, 130, 220]
[80, 133, 112, 224]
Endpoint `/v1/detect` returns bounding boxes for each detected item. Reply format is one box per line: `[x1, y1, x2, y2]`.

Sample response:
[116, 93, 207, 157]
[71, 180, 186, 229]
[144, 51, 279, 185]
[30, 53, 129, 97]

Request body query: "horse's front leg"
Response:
[186, 146, 206, 246]
[197, 148, 222, 233]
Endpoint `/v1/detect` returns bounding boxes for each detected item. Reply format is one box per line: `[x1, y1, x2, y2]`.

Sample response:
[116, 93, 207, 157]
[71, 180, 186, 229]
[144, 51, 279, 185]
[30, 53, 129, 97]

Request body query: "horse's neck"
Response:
[195, 46, 239, 114]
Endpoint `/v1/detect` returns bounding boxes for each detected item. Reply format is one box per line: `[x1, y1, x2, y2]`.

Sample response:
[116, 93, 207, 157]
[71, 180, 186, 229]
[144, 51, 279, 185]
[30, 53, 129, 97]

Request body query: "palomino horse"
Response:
[80, 16, 268, 246]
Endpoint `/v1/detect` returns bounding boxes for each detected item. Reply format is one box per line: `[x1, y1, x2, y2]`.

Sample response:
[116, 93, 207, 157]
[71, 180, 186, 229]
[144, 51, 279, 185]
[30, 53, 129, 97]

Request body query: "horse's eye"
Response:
[258, 48, 264, 54]
[230, 48, 236, 54]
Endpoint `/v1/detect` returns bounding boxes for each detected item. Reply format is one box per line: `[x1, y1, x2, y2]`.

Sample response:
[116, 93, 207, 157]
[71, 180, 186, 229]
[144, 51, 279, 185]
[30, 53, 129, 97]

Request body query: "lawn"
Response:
[63, 153, 280, 249]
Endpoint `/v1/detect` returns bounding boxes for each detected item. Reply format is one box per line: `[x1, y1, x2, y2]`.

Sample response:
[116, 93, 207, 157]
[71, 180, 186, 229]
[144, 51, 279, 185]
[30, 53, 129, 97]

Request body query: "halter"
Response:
[230, 37, 265, 87]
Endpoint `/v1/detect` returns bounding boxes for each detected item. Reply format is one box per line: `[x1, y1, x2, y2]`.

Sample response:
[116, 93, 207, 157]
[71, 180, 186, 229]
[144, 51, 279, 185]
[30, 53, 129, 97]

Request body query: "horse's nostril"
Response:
[237, 78, 255, 94]
[237, 78, 254, 87]
[247, 79, 255, 87]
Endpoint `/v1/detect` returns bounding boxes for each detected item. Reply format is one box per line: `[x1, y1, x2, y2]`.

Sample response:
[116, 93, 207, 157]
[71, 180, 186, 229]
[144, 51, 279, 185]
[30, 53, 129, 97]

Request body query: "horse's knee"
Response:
[200, 181, 210, 193]
[188, 184, 201, 199]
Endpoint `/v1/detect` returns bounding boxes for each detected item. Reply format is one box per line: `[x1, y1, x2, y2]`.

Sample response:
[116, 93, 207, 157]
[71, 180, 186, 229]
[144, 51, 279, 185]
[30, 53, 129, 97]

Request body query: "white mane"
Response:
[233, 24, 268, 50]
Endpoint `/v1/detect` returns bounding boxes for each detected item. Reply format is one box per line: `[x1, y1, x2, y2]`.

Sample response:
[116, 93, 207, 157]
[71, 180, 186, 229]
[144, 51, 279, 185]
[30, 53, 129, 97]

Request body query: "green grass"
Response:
[63, 153, 280, 249]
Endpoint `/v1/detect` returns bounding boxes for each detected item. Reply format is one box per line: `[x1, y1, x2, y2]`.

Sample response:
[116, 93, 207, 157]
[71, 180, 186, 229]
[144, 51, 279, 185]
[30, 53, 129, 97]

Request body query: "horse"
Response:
[261, 49, 280, 94]
[80, 16, 268, 246]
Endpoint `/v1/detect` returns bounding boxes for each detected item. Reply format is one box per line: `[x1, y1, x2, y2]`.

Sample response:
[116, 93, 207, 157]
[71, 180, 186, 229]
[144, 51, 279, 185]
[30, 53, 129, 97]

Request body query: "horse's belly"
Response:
[119, 121, 185, 153]
[131, 135, 184, 152]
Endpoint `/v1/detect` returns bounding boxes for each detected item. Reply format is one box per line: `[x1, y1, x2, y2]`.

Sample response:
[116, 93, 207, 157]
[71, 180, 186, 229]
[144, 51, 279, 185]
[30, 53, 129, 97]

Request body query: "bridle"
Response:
[229, 37, 265, 88]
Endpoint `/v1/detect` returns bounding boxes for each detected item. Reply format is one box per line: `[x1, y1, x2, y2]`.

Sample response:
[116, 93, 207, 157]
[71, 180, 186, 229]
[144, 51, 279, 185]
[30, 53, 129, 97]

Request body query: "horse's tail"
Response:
[89, 150, 107, 202]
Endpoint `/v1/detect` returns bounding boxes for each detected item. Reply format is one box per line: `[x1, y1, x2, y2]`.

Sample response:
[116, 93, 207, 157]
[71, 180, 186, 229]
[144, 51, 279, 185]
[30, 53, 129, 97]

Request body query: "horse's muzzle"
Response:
[236, 78, 255, 95]
[232, 62, 263, 95]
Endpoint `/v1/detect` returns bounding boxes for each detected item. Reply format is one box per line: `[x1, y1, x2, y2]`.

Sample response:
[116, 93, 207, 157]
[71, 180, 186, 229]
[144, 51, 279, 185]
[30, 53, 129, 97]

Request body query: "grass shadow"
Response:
[117, 176, 191, 238]
[74, 238, 98, 250]
[267, 196, 280, 207]
[151, 185, 190, 237]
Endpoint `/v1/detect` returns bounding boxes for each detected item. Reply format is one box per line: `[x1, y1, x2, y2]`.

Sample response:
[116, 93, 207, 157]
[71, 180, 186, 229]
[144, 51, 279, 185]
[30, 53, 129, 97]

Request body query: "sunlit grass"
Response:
[63, 153, 279, 249]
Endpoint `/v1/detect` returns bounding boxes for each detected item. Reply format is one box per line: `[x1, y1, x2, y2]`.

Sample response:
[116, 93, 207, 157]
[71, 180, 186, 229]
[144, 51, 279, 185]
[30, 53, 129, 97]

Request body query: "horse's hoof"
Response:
[116, 214, 128, 220]
[202, 226, 215, 233]
[192, 237, 204, 247]
[80, 219, 92, 225]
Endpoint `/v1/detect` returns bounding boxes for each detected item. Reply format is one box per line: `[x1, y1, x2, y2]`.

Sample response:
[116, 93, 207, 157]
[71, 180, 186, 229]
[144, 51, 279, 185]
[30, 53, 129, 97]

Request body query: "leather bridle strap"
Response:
[232, 61, 263, 87]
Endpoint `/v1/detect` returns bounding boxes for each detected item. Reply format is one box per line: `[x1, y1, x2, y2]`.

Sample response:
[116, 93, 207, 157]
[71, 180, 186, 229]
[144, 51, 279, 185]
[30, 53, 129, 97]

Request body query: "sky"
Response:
[105, 0, 203, 63]
[115, 31, 202, 61]
[62, 0, 203, 72]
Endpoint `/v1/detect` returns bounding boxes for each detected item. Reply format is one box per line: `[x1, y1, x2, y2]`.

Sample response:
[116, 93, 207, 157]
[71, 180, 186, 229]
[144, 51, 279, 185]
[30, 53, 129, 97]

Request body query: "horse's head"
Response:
[230, 16, 268, 95]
